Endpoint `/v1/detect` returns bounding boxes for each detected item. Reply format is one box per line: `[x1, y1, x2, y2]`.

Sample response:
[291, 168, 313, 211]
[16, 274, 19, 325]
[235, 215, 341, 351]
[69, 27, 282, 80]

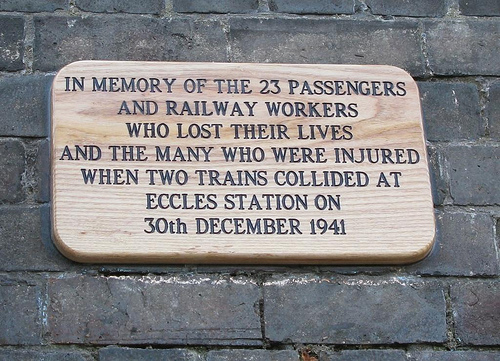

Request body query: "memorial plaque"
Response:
[51, 61, 435, 264]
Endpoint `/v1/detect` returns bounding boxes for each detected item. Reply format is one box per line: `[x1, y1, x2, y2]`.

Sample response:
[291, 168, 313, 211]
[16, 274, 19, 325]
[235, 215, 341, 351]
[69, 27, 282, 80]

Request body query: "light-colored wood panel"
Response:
[51, 61, 435, 264]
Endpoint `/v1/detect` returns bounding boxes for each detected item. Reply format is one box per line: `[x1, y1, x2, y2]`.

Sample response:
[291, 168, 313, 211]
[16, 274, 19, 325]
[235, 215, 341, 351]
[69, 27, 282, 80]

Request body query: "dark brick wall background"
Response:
[0, 0, 499, 360]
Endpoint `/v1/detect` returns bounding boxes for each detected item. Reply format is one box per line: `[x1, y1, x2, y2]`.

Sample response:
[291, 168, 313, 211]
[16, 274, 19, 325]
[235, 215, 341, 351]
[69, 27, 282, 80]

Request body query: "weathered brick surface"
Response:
[410, 210, 498, 276]
[0, 16, 24, 71]
[75, 0, 164, 14]
[425, 20, 500, 75]
[427, 146, 447, 206]
[444, 146, 500, 205]
[174, 0, 259, 13]
[100, 346, 203, 361]
[0, 139, 25, 204]
[0, 0, 66, 12]
[229, 18, 425, 77]
[0, 205, 74, 271]
[488, 82, 500, 139]
[269, 0, 354, 14]
[0, 349, 93, 360]
[320, 350, 406, 361]
[264, 277, 446, 344]
[0, 0, 498, 354]
[35, 139, 50, 203]
[459, 0, 500, 16]
[0, 75, 52, 137]
[366, 0, 446, 17]
[34, 16, 228, 72]
[207, 349, 300, 361]
[48, 275, 261, 345]
[418, 82, 481, 142]
[451, 282, 500, 345]
[410, 351, 500, 361]
[0, 279, 41, 345]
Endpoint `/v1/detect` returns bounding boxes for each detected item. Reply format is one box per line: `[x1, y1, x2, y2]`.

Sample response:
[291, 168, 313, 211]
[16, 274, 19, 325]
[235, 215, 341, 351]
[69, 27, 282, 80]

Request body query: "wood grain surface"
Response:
[51, 61, 435, 264]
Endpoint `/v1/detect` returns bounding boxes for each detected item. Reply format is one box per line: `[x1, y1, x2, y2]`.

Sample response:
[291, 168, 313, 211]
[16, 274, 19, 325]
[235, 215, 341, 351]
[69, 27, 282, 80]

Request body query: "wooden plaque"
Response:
[51, 61, 435, 264]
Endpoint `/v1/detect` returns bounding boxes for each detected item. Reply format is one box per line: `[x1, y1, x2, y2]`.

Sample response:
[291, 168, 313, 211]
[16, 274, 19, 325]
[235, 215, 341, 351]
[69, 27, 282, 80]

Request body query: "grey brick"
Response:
[0, 0, 66, 12]
[488, 82, 500, 139]
[0, 16, 24, 71]
[100, 346, 202, 361]
[459, 0, 500, 16]
[207, 349, 299, 361]
[445, 146, 500, 205]
[0, 349, 93, 361]
[264, 277, 446, 344]
[425, 20, 500, 76]
[0, 139, 25, 203]
[269, 0, 354, 14]
[418, 82, 481, 142]
[451, 282, 500, 345]
[0, 75, 52, 137]
[34, 16, 227, 72]
[174, 0, 259, 13]
[0, 279, 41, 345]
[366, 0, 446, 17]
[229, 18, 425, 77]
[410, 211, 498, 276]
[35, 139, 50, 203]
[427, 146, 447, 206]
[0, 205, 74, 271]
[75, 0, 164, 14]
[411, 350, 500, 361]
[48, 275, 261, 345]
[320, 350, 406, 361]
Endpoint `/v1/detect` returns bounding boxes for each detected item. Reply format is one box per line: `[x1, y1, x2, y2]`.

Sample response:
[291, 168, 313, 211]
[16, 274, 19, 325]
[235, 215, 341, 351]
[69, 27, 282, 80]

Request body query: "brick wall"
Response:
[1, 0, 499, 360]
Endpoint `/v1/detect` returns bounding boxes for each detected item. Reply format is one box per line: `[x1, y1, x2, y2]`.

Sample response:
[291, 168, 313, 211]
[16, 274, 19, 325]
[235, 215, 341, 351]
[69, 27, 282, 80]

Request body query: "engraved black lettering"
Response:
[65, 76, 84, 91]
[59, 145, 101, 161]
[195, 217, 302, 235]
[80, 168, 139, 185]
[146, 169, 188, 185]
[144, 217, 187, 234]
[162, 78, 176, 93]
[274, 170, 369, 187]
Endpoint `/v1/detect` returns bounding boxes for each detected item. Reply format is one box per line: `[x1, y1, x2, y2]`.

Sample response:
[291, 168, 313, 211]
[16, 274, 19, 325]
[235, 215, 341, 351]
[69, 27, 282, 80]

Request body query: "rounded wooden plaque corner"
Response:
[51, 226, 88, 263]
[400, 237, 436, 265]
